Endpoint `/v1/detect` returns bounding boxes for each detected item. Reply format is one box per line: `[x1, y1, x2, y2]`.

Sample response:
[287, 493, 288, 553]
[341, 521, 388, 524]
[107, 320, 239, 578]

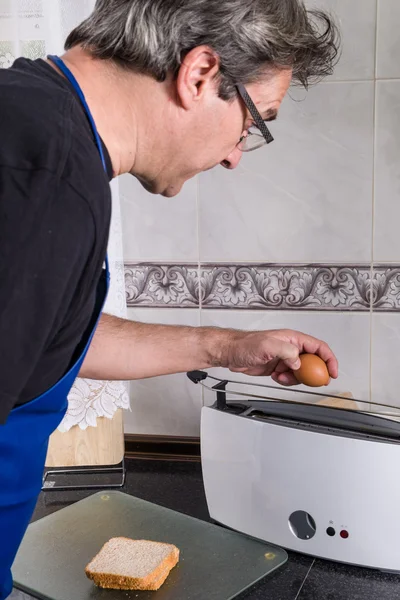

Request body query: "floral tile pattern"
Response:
[200, 265, 371, 310]
[125, 264, 200, 308]
[0, 42, 15, 69]
[124, 264, 400, 312]
[372, 266, 400, 311]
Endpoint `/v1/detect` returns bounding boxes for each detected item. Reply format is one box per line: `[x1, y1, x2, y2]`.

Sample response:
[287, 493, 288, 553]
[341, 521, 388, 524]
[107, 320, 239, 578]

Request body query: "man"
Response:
[0, 0, 340, 597]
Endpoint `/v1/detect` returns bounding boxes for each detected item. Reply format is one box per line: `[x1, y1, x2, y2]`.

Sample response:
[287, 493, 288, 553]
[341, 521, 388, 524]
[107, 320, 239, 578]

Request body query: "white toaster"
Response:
[190, 371, 400, 573]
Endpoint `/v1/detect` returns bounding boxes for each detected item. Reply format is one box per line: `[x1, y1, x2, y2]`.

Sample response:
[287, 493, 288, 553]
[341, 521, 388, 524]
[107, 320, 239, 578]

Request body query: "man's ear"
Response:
[176, 45, 220, 110]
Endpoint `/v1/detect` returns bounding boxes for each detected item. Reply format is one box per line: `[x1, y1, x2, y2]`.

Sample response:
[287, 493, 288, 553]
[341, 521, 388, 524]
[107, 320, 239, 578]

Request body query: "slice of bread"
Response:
[85, 537, 180, 591]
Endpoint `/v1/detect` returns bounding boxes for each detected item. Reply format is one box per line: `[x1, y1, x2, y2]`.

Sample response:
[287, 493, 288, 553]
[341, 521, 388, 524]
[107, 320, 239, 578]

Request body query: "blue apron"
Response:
[0, 55, 110, 600]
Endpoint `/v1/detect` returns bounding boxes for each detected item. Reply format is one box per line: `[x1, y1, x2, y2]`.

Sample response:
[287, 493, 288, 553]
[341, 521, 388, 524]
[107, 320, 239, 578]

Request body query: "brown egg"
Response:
[294, 354, 330, 387]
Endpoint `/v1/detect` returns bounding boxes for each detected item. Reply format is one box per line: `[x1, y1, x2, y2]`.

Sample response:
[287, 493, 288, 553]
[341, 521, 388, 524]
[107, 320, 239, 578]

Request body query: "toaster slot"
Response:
[234, 401, 400, 442]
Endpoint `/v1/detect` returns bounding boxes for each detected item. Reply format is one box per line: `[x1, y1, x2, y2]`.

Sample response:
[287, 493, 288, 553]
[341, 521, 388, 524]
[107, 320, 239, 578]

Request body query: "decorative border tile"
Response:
[372, 266, 400, 311]
[125, 264, 199, 308]
[200, 265, 371, 311]
[124, 264, 400, 312]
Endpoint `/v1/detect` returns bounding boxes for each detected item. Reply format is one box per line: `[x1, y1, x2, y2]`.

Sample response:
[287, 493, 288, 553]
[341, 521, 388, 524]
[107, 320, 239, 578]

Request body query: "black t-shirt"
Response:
[0, 57, 112, 424]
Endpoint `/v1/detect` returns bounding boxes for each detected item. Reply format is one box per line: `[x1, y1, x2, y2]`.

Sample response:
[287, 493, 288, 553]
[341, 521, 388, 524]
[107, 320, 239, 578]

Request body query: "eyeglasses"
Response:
[235, 83, 274, 152]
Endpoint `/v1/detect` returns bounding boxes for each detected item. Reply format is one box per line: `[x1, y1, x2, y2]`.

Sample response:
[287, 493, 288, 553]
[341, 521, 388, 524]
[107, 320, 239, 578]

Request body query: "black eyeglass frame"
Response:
[235, 83, 274, 146]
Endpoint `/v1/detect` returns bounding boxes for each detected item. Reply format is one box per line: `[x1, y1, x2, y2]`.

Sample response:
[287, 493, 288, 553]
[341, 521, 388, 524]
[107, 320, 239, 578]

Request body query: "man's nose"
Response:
[220, 147, 243, 170]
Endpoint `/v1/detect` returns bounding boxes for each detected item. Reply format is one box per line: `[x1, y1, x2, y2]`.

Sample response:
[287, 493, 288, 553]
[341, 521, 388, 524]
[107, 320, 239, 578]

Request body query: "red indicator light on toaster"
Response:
[340, 530, 349, 539]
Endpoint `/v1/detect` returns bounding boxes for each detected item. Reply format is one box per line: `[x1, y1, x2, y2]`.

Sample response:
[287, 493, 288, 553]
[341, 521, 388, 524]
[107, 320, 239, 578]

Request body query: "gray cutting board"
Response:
[13, 491, 287, 600]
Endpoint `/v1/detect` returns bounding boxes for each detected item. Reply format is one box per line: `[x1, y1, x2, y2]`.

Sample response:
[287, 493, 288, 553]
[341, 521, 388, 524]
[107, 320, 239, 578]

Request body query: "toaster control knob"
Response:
[289, 511, 316, 540]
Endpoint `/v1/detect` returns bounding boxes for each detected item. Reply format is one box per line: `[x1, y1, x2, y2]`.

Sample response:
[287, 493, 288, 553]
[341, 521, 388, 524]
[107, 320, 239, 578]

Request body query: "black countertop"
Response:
[10, 459, 400, 600]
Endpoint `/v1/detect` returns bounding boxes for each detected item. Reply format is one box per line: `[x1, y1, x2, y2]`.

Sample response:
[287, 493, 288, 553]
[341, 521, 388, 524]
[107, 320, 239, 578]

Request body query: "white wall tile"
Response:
[120, 174, 199, 262]
[377, 0, 400, 79]
[117, 0, 389, 439]
[372, 314, 400, 410]
[374, 81, 400, 262]
[200, 311, 371, 407]
[123, 309, 202, 436]
[199, 82, 374, 263]
[306, 0, 377, 81]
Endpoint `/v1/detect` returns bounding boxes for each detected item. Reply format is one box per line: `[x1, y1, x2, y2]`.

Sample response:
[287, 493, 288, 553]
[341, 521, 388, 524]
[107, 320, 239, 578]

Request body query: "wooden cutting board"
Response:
[45, 409, 124, 467]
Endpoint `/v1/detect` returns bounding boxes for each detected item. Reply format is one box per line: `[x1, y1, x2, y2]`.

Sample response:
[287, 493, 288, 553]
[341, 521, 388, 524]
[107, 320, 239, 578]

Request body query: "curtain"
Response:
[0, 0, 130, 431]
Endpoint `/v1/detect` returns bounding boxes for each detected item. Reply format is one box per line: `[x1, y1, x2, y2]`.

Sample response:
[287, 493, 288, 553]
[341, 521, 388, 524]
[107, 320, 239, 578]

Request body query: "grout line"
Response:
[318, 78, 374, 85]
[124, 261, 400, 267]
[375, 0, 380, 81]
[318, 78, 373, 85]
[374, 0, 379, 81]
[318, 78, 400, 85]
[294, 559, 315, 600]
[369, 0, 380, 411]
[196, 175, 206, 408]
[196, 174, 202, 313]
[294, 78, 400, 89]
[126, 306, 374, 315]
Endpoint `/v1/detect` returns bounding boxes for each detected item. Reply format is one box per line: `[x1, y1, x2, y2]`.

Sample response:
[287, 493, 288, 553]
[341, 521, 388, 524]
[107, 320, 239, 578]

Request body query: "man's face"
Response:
[135, 66, 292, 198]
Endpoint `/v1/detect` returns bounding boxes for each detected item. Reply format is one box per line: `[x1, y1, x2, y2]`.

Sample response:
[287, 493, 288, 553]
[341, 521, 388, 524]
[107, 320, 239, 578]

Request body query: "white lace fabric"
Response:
[0, 0, 130, 432]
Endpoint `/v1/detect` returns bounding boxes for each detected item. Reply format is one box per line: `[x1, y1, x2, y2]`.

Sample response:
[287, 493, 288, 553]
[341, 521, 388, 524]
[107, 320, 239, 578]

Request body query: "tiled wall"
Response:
[120, 0, 400, 436]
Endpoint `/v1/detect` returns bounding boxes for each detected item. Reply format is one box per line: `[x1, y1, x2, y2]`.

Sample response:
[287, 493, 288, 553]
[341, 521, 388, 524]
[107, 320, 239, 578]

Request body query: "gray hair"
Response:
[65, 0, 340, 100]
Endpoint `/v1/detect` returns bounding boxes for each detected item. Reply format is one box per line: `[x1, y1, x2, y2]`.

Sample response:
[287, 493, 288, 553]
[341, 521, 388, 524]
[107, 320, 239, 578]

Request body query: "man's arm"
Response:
[80, 314, 339, 386]
[80, 314, 231, 380]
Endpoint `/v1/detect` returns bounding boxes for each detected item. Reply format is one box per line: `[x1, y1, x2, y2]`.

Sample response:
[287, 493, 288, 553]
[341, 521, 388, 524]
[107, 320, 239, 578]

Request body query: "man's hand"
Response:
[80, 315, 338, 386]
[220, 329, 338, 386]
